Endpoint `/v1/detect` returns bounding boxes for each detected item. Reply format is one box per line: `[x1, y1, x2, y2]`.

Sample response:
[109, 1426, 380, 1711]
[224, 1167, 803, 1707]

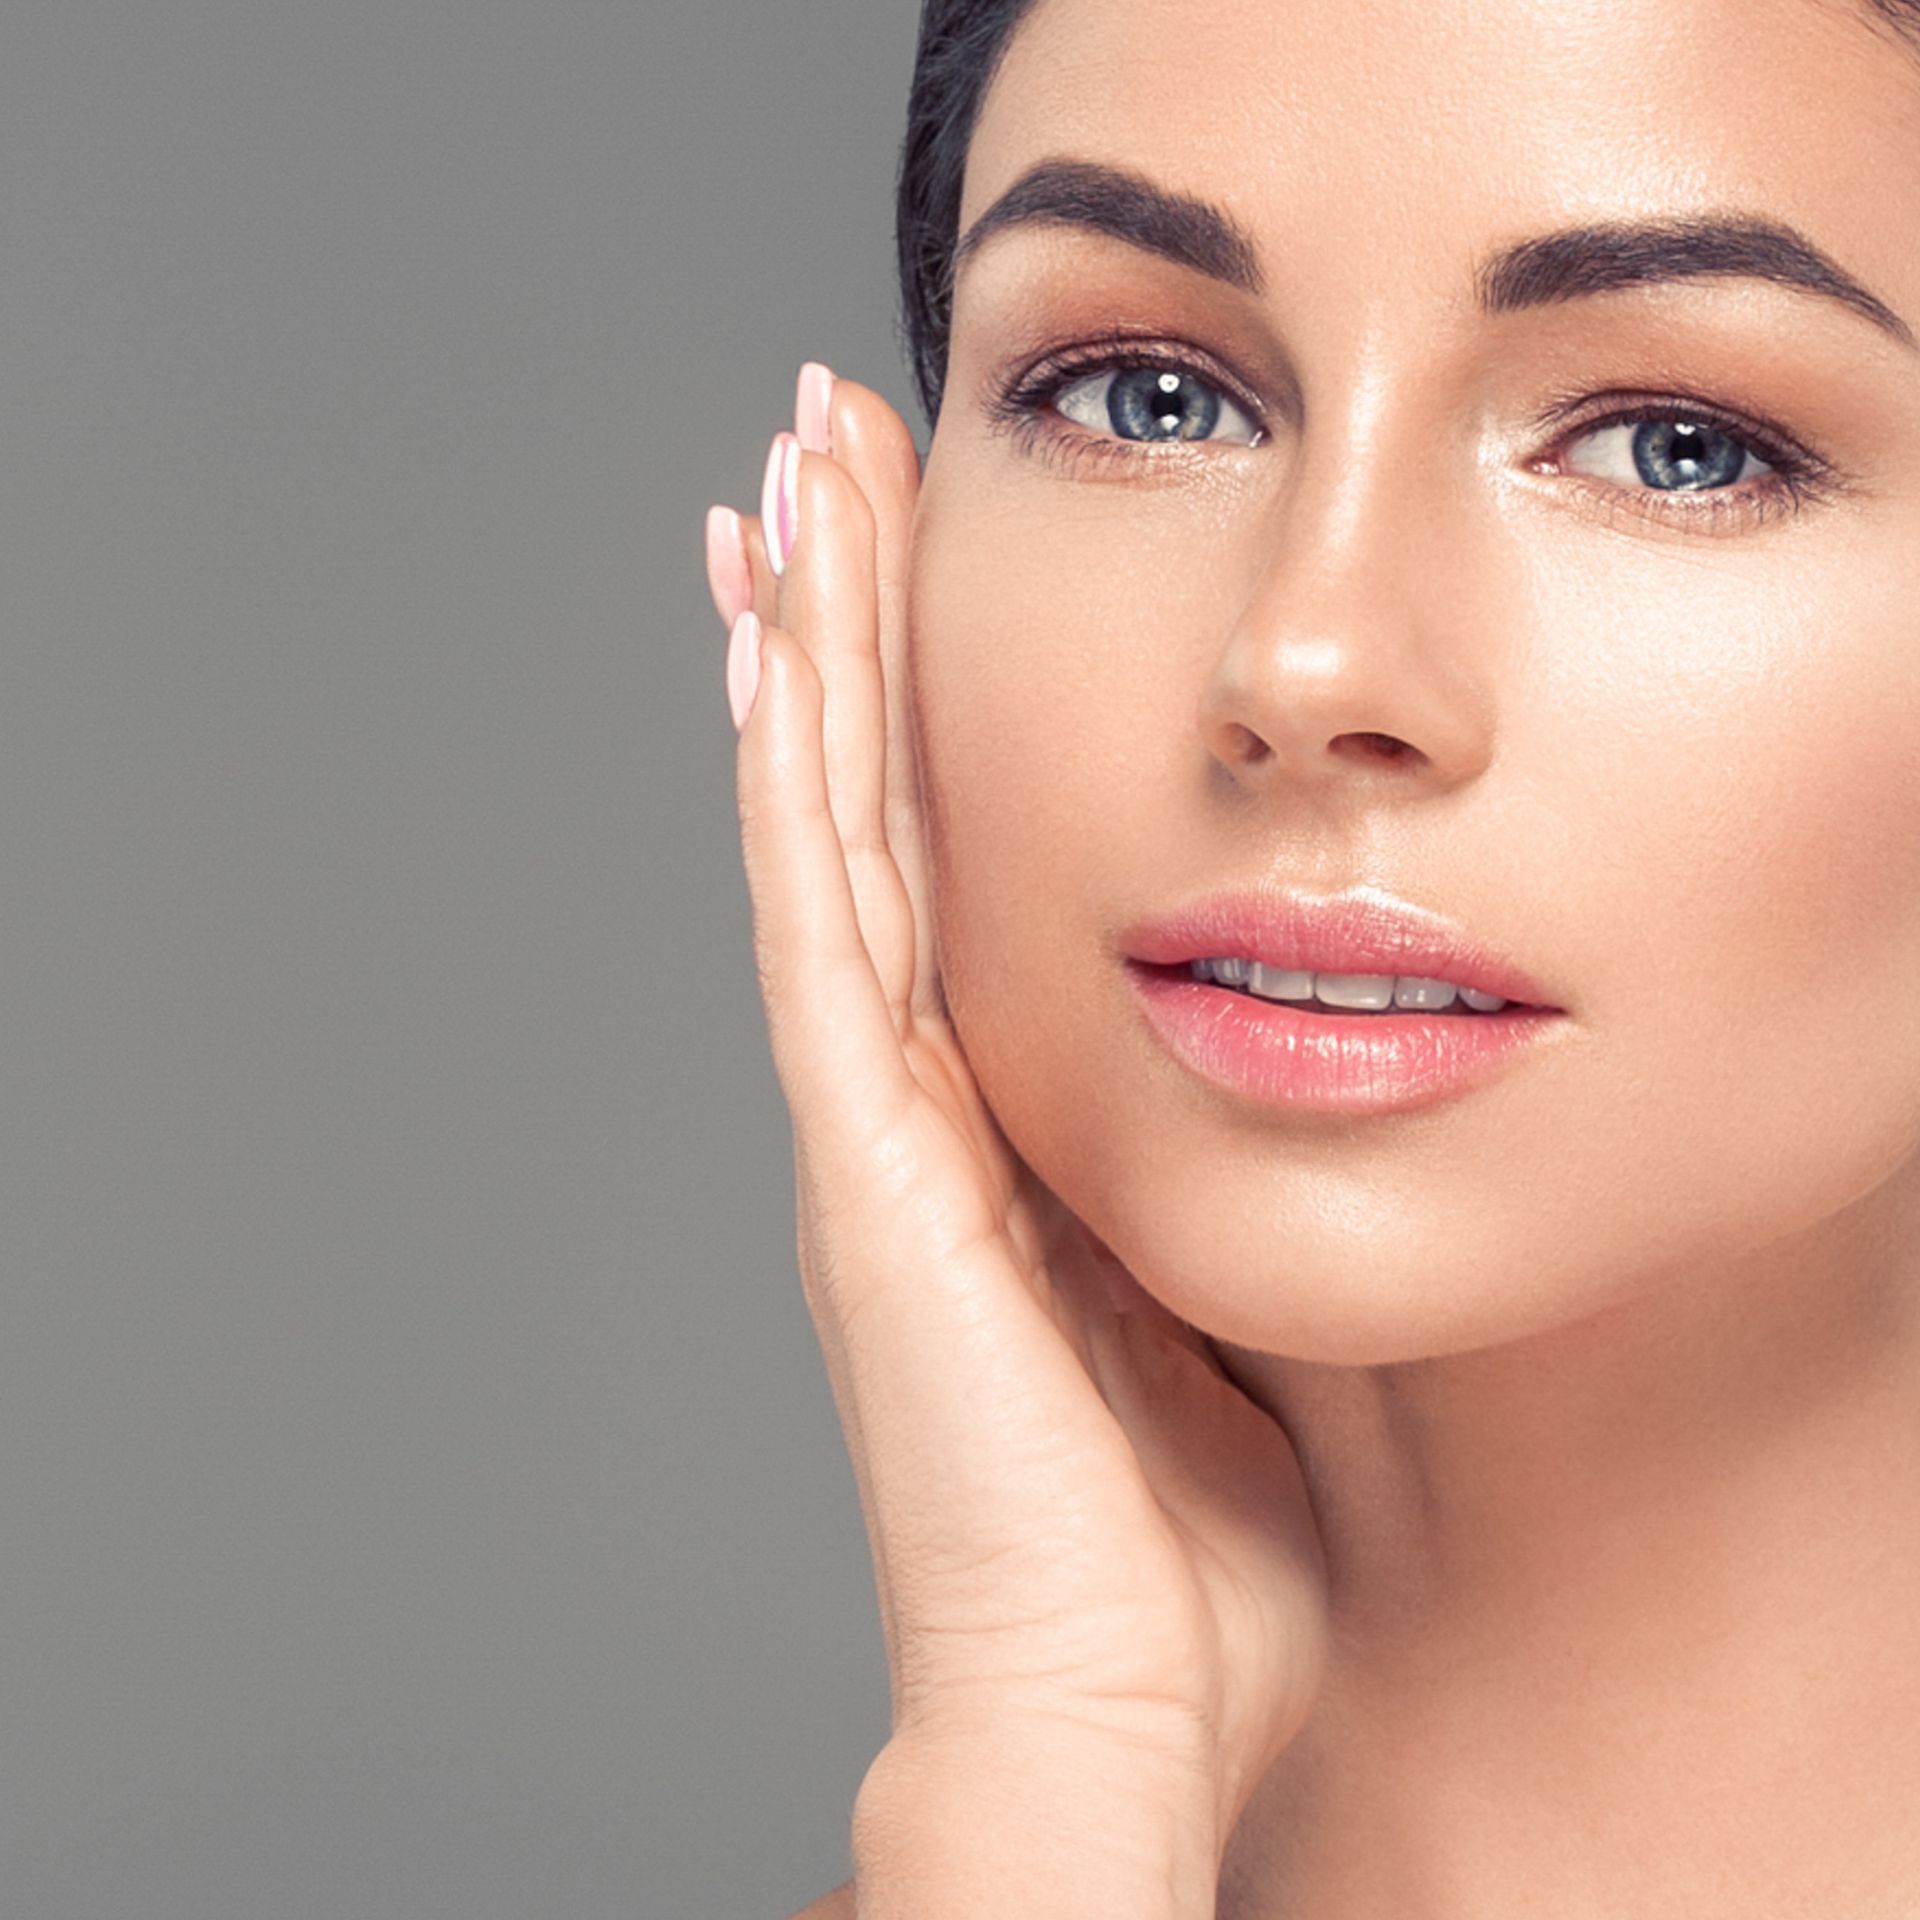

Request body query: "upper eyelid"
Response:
[1527, 386, 1826, 465]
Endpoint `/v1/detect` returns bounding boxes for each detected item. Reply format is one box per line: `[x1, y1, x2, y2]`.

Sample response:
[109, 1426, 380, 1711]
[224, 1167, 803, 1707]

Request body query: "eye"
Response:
[1559, 414, 1776, 494]
[1526, 395, 1839, 532]
[1053, 364, 1261, 446]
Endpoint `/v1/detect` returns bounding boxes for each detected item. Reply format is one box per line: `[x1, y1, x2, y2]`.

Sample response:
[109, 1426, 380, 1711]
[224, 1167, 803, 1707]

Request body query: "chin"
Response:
[1034, 1129, 1688, 1368]
[1118, 1226, 1591, 1367]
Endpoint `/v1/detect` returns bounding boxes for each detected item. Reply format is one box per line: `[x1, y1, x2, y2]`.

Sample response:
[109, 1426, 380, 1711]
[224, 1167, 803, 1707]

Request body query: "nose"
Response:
[1198, 413, 1496, 803]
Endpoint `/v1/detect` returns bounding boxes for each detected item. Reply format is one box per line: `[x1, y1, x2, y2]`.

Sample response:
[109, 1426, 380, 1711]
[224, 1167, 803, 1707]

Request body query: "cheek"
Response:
[907, 463, 1238, 1014]
[905, 472, 1217, 1197]
[1527, 530, 1920, 1206]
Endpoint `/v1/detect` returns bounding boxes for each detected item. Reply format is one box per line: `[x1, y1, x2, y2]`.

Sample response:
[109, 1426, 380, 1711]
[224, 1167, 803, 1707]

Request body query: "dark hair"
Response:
[895, 0, 1040, 425]
[894, 0, 1920, 430]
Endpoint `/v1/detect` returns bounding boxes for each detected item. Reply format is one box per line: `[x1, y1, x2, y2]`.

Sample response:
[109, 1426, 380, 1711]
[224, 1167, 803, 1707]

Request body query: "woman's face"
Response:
[908, 0, 1920, 1364]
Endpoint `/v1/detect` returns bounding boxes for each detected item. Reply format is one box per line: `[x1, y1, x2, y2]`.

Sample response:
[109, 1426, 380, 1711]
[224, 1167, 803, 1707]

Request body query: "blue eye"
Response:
[1054, 364, 1261, 446]
[1563, 416, 1770, 493]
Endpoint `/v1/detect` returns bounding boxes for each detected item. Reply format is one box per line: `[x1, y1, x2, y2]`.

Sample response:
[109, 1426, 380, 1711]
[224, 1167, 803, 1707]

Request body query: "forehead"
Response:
[962, 0, 1920, 314]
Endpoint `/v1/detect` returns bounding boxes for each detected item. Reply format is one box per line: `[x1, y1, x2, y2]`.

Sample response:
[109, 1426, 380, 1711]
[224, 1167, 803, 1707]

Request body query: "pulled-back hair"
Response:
[894, 0, 1920, 429]
[895, 0, 1040, 424]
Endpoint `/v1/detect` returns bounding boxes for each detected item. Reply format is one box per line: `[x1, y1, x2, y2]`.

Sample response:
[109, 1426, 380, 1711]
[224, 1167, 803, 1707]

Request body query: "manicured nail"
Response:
[704, 504, 751, 628]
[726, 609, 763, 732]
[760, 432, 800, 577]
[796, 362, 835, 456]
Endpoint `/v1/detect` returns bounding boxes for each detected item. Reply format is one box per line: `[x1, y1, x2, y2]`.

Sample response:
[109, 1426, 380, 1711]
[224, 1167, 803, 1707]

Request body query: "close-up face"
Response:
[907, 0, 1920, 1364]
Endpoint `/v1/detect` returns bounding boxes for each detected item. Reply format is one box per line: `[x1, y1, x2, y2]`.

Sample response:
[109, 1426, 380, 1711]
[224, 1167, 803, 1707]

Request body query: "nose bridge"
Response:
[1203, 344, 1494, 793]
[1258, 362, 1411, 641]
[1290, 342, 1407, 572]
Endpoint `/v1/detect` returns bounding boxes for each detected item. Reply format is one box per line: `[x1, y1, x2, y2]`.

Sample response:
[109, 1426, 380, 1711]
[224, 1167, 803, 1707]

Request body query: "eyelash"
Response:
[987, 336, 1839, 533]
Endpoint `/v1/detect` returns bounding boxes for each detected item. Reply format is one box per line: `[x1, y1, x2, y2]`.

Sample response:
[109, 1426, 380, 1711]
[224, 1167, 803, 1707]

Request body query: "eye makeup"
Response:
[980, 327, 1846, 535]
[984, 327, 1269, 475]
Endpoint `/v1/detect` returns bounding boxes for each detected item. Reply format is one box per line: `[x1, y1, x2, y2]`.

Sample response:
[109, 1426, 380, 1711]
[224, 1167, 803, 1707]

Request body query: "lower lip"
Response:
[1126, 964, 1566, 1115]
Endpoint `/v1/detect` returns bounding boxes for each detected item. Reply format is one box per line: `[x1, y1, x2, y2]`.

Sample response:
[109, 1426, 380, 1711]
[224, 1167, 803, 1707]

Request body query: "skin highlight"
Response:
[899, 0, 1920, 1910]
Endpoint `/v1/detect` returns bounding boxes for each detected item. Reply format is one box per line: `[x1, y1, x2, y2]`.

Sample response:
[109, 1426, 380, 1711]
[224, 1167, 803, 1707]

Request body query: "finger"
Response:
[768, 438, 920, 1022]
[1087, 1306, 1323, 1608]
[1028, 1188, 1214, 1376]
[823, 380, 941, 1024]
[733, 609, 917, 1156]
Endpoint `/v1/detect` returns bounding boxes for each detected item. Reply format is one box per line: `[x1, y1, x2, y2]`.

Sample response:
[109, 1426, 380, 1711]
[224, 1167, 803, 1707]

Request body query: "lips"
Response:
[1117, 886, 1563, 1012]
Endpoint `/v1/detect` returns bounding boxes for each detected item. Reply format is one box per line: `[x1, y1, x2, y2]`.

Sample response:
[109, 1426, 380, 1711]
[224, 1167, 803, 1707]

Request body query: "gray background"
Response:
[0, 2, 922, 1912]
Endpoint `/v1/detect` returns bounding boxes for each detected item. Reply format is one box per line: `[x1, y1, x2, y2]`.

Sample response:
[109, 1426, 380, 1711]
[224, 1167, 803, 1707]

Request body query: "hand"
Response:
[707, 366, 1332, 1850]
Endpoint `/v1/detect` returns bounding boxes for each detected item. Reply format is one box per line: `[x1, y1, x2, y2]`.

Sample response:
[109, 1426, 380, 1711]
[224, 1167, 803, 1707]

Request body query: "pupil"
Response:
[1631, 420, 1744, 491]
[1108, 367, 1221, 442]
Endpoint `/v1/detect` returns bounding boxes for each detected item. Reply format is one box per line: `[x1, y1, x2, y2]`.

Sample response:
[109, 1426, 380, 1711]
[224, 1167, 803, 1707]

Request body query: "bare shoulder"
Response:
[788, 1878, 856, 1919]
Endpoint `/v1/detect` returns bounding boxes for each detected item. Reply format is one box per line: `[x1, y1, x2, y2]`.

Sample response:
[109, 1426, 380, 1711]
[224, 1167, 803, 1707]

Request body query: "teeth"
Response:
[1248, 961, 1314, 1000]
[1313, 971, 1395, 1010]
[1186, 958, 1510, 1013]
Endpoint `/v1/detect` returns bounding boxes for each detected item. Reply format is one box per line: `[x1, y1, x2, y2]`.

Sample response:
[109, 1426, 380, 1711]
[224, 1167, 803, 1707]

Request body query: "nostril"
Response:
[1222, 721, 1273, 763]
[1339, 731, 1414, 761]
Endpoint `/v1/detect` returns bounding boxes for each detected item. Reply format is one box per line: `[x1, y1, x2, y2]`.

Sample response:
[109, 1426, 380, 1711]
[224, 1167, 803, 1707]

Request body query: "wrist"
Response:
[850, 1723, 1222, 1920]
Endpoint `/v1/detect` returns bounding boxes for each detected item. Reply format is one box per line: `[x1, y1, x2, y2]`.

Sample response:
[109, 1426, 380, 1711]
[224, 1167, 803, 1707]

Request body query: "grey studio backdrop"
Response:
[0, 4, 919, 1915]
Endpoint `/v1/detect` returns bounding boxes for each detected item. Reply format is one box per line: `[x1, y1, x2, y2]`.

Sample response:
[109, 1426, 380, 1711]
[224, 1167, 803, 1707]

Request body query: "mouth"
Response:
[1117, 886, 1567, 1114]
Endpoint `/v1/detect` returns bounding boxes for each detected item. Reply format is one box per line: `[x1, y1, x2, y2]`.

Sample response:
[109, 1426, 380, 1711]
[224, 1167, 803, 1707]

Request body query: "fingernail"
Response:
[726, 608, 763, 732]
[795, 361, 835, 456]
[760, 432, 800, 577]
[704, 504, 751, 628]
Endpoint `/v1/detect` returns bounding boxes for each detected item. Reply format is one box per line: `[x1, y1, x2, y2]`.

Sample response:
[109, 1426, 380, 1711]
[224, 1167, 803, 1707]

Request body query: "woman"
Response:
[705, 0, 1920, 1911]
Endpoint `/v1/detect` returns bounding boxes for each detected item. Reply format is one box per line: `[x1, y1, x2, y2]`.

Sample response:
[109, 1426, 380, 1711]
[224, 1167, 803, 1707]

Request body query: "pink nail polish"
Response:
[761, 432, 800, 577]
[726, 609, 763, 732]
[705, 504, 751, 627]
[796, 362, 834, 455]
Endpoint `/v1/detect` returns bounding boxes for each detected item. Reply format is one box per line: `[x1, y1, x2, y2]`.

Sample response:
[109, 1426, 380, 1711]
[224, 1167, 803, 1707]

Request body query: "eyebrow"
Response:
[954, 159, 1264, 294]
[955, 158, 1916, 351]
[1480, 214, 1915, 349]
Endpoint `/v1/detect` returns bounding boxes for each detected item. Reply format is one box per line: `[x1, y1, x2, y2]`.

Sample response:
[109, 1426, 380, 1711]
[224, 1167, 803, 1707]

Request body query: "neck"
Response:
[1210, 1173, 1920, 1919]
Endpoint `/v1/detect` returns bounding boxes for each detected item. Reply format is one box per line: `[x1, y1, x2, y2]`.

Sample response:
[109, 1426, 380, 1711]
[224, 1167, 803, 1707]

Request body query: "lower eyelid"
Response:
[1534, 458, 1810, 535]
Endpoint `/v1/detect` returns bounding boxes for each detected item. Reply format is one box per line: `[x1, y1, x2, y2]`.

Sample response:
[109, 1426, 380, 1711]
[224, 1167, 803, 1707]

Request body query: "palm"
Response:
[876, 998, 1328, 1819]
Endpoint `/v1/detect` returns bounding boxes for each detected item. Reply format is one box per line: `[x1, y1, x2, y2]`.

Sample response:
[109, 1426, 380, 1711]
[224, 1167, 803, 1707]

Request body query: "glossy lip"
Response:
[1116, 884, 1564, 1010]
[1118, 884, 1568, 1116]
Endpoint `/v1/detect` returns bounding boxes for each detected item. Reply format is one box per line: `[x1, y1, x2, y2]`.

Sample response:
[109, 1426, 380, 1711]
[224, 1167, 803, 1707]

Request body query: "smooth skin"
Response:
[715, 0, 1920, 1913]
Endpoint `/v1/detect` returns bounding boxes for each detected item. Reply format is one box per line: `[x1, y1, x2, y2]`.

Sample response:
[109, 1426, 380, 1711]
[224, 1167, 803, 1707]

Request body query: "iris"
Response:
[1107, 367, 1222, 441]
[1632, 419, 1746, 490]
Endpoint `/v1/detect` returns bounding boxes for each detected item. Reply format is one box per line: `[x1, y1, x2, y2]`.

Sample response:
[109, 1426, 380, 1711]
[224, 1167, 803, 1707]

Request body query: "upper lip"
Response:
[1119, 884, 1564, 1011]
